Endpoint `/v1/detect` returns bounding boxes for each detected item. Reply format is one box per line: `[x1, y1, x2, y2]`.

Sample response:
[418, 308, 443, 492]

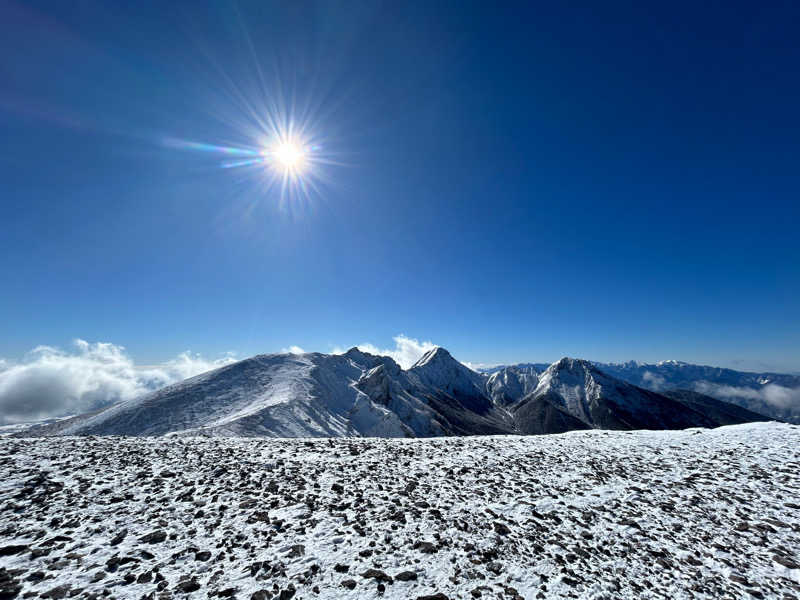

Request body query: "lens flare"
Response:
[165, 125, 331, 214]
[159, 13, 346, 217]
[269, 140, 306, 173]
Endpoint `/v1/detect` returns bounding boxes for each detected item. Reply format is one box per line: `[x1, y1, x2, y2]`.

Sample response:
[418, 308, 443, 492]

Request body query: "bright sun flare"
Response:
[271, 141, 306, 172]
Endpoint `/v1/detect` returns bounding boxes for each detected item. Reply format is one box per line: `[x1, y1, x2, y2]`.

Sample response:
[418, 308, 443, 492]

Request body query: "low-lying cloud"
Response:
[642, 371, 666, 390]
[281, 346, 306, 355]
[693, 380, 800, 411]
[0, 340, 236, 425]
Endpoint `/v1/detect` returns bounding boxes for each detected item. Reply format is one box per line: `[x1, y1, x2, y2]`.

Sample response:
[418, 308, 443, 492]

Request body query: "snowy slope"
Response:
[1, 422, 798, 599]
[23, 351, 415, 438]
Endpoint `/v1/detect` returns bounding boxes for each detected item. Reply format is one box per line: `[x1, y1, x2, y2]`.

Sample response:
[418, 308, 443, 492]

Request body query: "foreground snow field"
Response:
[1, 423, 799, 600]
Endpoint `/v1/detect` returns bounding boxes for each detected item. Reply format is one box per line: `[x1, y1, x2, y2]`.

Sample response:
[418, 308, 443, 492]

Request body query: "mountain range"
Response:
[21, 347, 776, 438]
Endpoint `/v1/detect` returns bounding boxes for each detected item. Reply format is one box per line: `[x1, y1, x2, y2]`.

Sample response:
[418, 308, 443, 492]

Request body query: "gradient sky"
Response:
[1, 0, 799, 372]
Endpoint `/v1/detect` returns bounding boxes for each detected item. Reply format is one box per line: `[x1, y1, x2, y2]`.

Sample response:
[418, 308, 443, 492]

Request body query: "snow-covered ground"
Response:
[1, 422, 798, 599]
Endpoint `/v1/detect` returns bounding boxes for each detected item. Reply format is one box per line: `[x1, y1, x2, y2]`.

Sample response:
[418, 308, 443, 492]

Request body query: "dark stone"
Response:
[0, 547, 28, 557]
[493, 522, 511, 536]
[109, 530, 127, 546]
[39, 586, 70, 600]
[278, 586, 295, 600]
[413, 541, 437, 554]
[195, 551, 212, 562]
[136, 572, 153, 584]
[334, 564, 349, 574]
[773, 555, 800, 570]
[340, 580, 357, 590]
[395, 571, 418, 581]
[360, 569, 393, 583]
[175, 579, 201, 593]
[139, 531, 167, 544]
[0, 567, 22, 600]
[416, 594, 449, 600]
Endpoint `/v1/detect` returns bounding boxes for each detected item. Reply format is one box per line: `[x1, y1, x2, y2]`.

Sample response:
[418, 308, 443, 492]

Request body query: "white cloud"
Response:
[0, 340, 236, 425]
[334, 334, 438, 369]
[280, 346, 306, 355]
[693, 381, 800, 411]
[642, 371, 666, 390]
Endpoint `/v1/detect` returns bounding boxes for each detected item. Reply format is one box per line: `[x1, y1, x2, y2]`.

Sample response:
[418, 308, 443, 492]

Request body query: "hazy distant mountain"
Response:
[594, 360, 800, 423]
[20, 347, 773, 438]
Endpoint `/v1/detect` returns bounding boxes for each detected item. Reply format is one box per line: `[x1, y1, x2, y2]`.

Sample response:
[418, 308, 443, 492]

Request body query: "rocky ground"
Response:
[1, 422, 799, 600]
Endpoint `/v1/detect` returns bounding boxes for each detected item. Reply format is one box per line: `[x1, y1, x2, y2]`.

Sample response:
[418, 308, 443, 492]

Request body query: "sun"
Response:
[269, 141, 306, 173]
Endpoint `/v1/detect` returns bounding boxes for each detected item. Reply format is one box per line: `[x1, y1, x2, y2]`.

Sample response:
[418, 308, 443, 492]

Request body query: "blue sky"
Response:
[1, 0, 799, 372]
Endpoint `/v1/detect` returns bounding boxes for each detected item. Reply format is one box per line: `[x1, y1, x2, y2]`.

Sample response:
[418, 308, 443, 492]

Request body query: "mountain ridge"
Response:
[18, 347, 778, 438]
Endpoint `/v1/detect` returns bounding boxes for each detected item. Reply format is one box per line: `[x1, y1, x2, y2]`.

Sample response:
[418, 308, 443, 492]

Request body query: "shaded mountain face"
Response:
[595, 361, 800, 423]
[512, 358, 720, 432]
[660, 389, 772, 426]
[20, 349, 774, 438]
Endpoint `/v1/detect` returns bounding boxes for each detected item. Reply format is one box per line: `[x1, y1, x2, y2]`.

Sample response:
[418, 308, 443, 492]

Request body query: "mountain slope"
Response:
[515, 358, 718, 431]
[360, 347, 514, 436]
[19, 350, 774, 438]
[23, 351, 415, 438]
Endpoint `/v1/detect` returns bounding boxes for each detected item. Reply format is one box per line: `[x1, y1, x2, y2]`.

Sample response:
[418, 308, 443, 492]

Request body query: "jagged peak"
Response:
[411, 346, 450, 369]
[549, 357, 596, 372]
[344, 346, 370, 358]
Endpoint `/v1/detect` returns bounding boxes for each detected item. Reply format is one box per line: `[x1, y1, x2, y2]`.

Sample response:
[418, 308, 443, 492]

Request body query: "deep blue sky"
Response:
[2, 0, 799, 371]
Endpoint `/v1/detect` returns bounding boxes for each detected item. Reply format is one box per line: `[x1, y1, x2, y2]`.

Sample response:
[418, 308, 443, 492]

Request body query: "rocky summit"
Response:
[1, 422, 799, 599]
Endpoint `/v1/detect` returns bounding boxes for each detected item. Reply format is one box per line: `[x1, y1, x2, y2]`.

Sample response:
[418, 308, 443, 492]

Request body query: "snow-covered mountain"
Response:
[21, 348, 773, 438]
[514, 358, 742, 433]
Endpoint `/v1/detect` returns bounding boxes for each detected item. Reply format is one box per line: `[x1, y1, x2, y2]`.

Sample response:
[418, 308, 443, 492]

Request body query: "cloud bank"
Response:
[693, 381, 800, 411]
[0, 340, 236, 425]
